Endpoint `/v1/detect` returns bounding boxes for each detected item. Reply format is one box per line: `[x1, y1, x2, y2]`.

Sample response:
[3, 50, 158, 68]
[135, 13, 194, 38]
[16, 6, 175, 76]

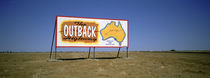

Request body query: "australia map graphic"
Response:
[100, 21, 126, 46]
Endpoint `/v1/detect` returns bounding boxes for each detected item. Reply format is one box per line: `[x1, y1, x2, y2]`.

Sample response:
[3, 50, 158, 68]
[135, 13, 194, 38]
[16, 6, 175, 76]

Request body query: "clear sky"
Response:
[0, 0, 210, 52]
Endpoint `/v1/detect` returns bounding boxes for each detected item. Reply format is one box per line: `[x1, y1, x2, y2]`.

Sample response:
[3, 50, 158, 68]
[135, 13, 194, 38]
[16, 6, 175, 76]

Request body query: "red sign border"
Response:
[56, 16, 129, 48]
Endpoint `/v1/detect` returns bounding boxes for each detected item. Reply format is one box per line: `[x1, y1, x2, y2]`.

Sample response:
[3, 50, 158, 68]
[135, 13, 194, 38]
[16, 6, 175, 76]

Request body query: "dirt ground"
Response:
[0, 51, 210, 78]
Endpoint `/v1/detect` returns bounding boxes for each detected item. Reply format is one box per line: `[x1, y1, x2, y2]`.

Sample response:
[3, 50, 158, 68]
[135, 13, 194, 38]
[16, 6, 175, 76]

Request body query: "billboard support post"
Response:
[88, 47, 91, 58]
[117, 48, 121, 58]
[93, 47, 95, 59]
[54, 46, 57, 60]
[49, 20, 57, 60]
[126, 47, 128, 58]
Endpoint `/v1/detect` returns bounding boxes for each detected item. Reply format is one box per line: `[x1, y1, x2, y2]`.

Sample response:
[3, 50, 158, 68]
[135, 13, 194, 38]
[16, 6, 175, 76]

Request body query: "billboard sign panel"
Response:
[56, 16, 128, 48]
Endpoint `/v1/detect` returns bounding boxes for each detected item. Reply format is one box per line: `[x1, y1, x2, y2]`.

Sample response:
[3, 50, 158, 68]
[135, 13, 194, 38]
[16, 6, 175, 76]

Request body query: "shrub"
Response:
[170, 49, 176, 52]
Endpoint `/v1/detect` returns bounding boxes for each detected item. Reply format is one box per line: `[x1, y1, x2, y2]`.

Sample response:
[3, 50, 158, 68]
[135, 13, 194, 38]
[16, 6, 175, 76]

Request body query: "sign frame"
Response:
[55, 16, 129, 48]
[49, 16, 129, 61]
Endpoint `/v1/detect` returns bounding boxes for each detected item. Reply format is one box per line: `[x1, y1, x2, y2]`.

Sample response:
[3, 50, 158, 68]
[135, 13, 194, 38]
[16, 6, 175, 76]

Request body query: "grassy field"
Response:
[0, 52, 210, 78]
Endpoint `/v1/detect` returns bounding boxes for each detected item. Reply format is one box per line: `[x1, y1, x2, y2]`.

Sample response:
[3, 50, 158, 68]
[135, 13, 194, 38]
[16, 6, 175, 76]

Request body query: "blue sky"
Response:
[0, 0, 210, 52]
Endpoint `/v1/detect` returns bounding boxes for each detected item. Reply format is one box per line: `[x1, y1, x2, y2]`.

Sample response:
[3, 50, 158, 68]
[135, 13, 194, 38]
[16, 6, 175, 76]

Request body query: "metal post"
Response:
[88, 47, 91, 58]
[54, 47, 57, 60]
[126, 47, 128, 58]
[49, 19, 56, 60]
[93, 47, 95, 59]
[117, 48, 121, 58]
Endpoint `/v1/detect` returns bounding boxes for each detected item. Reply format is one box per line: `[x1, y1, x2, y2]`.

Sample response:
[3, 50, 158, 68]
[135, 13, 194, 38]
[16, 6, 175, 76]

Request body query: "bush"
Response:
[170, 49, 176, 52]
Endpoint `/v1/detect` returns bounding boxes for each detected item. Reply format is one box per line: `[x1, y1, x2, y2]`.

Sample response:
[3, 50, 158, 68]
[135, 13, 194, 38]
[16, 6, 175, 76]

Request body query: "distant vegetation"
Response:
[170, 49, 176, 52]
[0, 51, 14, 53]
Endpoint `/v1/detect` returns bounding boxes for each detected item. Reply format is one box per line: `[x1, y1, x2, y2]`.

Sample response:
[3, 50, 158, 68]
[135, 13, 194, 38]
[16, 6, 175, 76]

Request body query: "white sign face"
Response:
[56, 16, 128, 48]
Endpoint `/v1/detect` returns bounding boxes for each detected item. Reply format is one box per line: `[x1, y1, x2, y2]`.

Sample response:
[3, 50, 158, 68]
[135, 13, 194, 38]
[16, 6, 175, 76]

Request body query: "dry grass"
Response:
[0, 52, 210, 78]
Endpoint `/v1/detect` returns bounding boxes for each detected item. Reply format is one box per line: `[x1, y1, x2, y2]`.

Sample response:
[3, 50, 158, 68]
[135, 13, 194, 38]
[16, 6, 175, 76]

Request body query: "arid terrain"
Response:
[0, 51, 210, 78]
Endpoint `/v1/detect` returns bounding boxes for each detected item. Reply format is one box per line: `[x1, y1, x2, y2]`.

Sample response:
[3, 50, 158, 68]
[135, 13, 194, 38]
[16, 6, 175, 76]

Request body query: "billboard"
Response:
[56, 16, 128, 48]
